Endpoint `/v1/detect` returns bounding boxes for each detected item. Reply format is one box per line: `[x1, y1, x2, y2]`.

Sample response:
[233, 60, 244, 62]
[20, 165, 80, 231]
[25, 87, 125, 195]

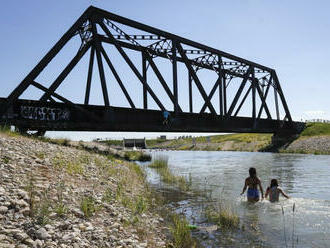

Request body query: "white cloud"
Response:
[303, 110, 326, 118]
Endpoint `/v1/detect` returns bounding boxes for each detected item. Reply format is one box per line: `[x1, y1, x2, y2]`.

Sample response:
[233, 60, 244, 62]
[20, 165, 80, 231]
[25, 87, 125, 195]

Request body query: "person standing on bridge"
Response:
[241, 167, 264, 202]
[162, 110, 170, 125]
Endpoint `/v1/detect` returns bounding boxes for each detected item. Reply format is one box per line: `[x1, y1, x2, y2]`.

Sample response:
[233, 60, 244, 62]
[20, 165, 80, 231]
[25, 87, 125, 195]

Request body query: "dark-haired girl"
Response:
[265, 179, 289, 202]
[241, 167, 264, 202]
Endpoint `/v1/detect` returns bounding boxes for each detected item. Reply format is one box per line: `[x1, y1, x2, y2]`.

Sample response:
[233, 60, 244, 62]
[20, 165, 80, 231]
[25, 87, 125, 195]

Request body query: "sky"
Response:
[1, 0, 329, 140]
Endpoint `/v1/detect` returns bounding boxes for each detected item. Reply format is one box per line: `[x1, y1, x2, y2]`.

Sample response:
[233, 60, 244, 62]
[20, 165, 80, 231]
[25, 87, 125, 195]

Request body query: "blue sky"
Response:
[1, 0, 329, 139]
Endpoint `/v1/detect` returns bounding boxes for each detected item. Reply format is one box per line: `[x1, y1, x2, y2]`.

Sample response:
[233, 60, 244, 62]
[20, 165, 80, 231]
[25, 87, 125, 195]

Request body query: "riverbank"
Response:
[147, 122, 330, 155]
[0, 131, 197, 248]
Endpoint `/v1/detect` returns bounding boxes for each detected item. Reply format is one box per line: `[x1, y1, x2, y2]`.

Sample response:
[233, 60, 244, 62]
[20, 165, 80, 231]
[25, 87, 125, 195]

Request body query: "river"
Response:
[143, 150, 330, 248]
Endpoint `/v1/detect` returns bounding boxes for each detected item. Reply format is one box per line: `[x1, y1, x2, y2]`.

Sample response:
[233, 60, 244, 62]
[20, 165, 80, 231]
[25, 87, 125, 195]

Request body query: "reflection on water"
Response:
[145, 151, 330, 248]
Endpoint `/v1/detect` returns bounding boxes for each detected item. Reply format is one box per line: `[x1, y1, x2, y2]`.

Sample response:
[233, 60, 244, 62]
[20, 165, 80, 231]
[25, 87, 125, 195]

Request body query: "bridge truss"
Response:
[0, 6, 302, 134]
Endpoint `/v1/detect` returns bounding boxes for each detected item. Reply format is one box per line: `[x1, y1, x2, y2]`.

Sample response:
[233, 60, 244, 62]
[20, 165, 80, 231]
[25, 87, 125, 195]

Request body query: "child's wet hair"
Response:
[270, 179, 279, 187]
[249, 167, 256, 177]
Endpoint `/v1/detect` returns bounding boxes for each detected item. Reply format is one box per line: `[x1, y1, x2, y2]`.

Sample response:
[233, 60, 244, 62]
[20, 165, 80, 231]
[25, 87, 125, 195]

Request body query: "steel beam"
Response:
[91, 22, 110, 106]
[177, 43, 217, 115]
[172, 41, 179, 112]
[257, 76, 272, 119]
[99, 45, 135, 108]
[234, 85, 252, 117]
[272, 71, 293, 122]
[144, 53, 182, 112]
[98, 20, 165, 110]
[142, 52, 148, 109]
[0, 97, 301, 134]
[227, 67, 252, 116]
[200, 76, 222, 113]
[188, 72, 193, 113]
[39, 42, 92, 102]
[84, 46, 95, 105]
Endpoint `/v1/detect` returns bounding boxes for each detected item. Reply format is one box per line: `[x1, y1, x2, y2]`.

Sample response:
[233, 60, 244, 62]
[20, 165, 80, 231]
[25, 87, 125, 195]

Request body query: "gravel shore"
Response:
[0, 133, 169, 248]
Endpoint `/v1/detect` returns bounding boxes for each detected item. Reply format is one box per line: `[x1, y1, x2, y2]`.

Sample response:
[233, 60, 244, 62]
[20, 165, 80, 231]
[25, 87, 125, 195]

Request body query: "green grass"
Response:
[204, 202, 240, 230]
[148, 155, 169, 169]
[99, 139, 123, 146]
[80, 196, 99, 218]
[123, 151, 151, 161]
[146, 138, 168, 147]
[170, 214, 196, 248]
[300, 122, 330, 136]
[0, 125, 20, 137]
[54, 202, 68, 218]
[51, 155, 85, 175]
[148, 156, 190, 191]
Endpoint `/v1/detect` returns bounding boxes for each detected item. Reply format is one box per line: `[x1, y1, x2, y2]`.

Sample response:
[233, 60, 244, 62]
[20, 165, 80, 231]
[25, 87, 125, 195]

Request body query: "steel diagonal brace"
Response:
[272, 71, 293, 123]
[144, 52, 183, 112]
[233, 85, 252, 117]
[257, 75, 272, 118]
[84, 46, 95, 105]
[227, 67, 253, 117]
[255, 80, 272, 119]
[40, 42, 92, 102]
[176, 43, 217, 115]
[98, 20, 166, 111]
[200, 76, 222, 113]
[91, 22, 110, 106]
[99, 45, 136, 109]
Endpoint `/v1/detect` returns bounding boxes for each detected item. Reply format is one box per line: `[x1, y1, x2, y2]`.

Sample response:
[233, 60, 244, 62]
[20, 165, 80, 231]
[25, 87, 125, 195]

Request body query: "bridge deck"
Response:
[0, 98, 300, 134]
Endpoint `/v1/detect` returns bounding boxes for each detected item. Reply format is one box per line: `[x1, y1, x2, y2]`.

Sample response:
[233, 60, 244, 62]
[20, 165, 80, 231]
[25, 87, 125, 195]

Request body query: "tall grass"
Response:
[148, 156, 190, 191]
[204, 202, 239, 230]
[0, 125, 20, 137]
[170, 214, 196, 248]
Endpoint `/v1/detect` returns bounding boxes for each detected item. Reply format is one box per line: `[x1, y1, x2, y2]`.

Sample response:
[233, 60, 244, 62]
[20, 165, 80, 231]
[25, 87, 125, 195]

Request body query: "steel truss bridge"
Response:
[0, 6, 303, 135]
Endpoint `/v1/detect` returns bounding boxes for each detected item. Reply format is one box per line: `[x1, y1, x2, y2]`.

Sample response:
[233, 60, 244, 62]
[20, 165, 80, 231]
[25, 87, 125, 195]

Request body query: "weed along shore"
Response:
[0, 129, 199, 248]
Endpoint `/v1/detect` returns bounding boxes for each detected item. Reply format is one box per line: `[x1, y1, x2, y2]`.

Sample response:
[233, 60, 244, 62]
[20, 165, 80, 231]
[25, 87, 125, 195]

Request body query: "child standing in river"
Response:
[265, 179, 289, 202]
[241, 167, 264, 202]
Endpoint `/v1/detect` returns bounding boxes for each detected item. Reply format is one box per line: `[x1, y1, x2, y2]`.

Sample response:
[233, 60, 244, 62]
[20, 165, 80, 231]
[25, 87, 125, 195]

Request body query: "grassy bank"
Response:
[147, 123, 330, 155]
[148, 133, 273, 152]
[300, 122, 330, 136]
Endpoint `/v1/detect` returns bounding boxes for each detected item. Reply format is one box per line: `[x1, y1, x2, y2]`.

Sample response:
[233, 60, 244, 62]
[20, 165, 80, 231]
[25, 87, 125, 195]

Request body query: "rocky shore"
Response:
[0, 133, 169, 248]
[283, 135, 330, 154]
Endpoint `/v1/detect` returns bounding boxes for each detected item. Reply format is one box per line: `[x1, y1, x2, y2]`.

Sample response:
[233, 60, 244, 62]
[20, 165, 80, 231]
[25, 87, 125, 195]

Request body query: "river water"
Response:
[144, 151, 330, 248]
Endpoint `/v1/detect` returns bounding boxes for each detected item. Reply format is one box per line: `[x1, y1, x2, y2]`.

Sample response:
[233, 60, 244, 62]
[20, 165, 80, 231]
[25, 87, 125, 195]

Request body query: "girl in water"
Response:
[265, 179, 289, 202]
[241, 167, 264, 202]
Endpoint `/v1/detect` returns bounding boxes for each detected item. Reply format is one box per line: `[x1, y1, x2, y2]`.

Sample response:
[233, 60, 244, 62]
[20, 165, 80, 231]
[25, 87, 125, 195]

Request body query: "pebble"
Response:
[36, 227, 50, 240]
[0, 206, 8, 214]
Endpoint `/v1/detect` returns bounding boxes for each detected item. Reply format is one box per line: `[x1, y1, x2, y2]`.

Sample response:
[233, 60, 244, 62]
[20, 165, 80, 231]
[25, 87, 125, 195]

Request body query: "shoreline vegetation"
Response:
[100, 122, 330, 155]
[0, 127, 199, 247]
